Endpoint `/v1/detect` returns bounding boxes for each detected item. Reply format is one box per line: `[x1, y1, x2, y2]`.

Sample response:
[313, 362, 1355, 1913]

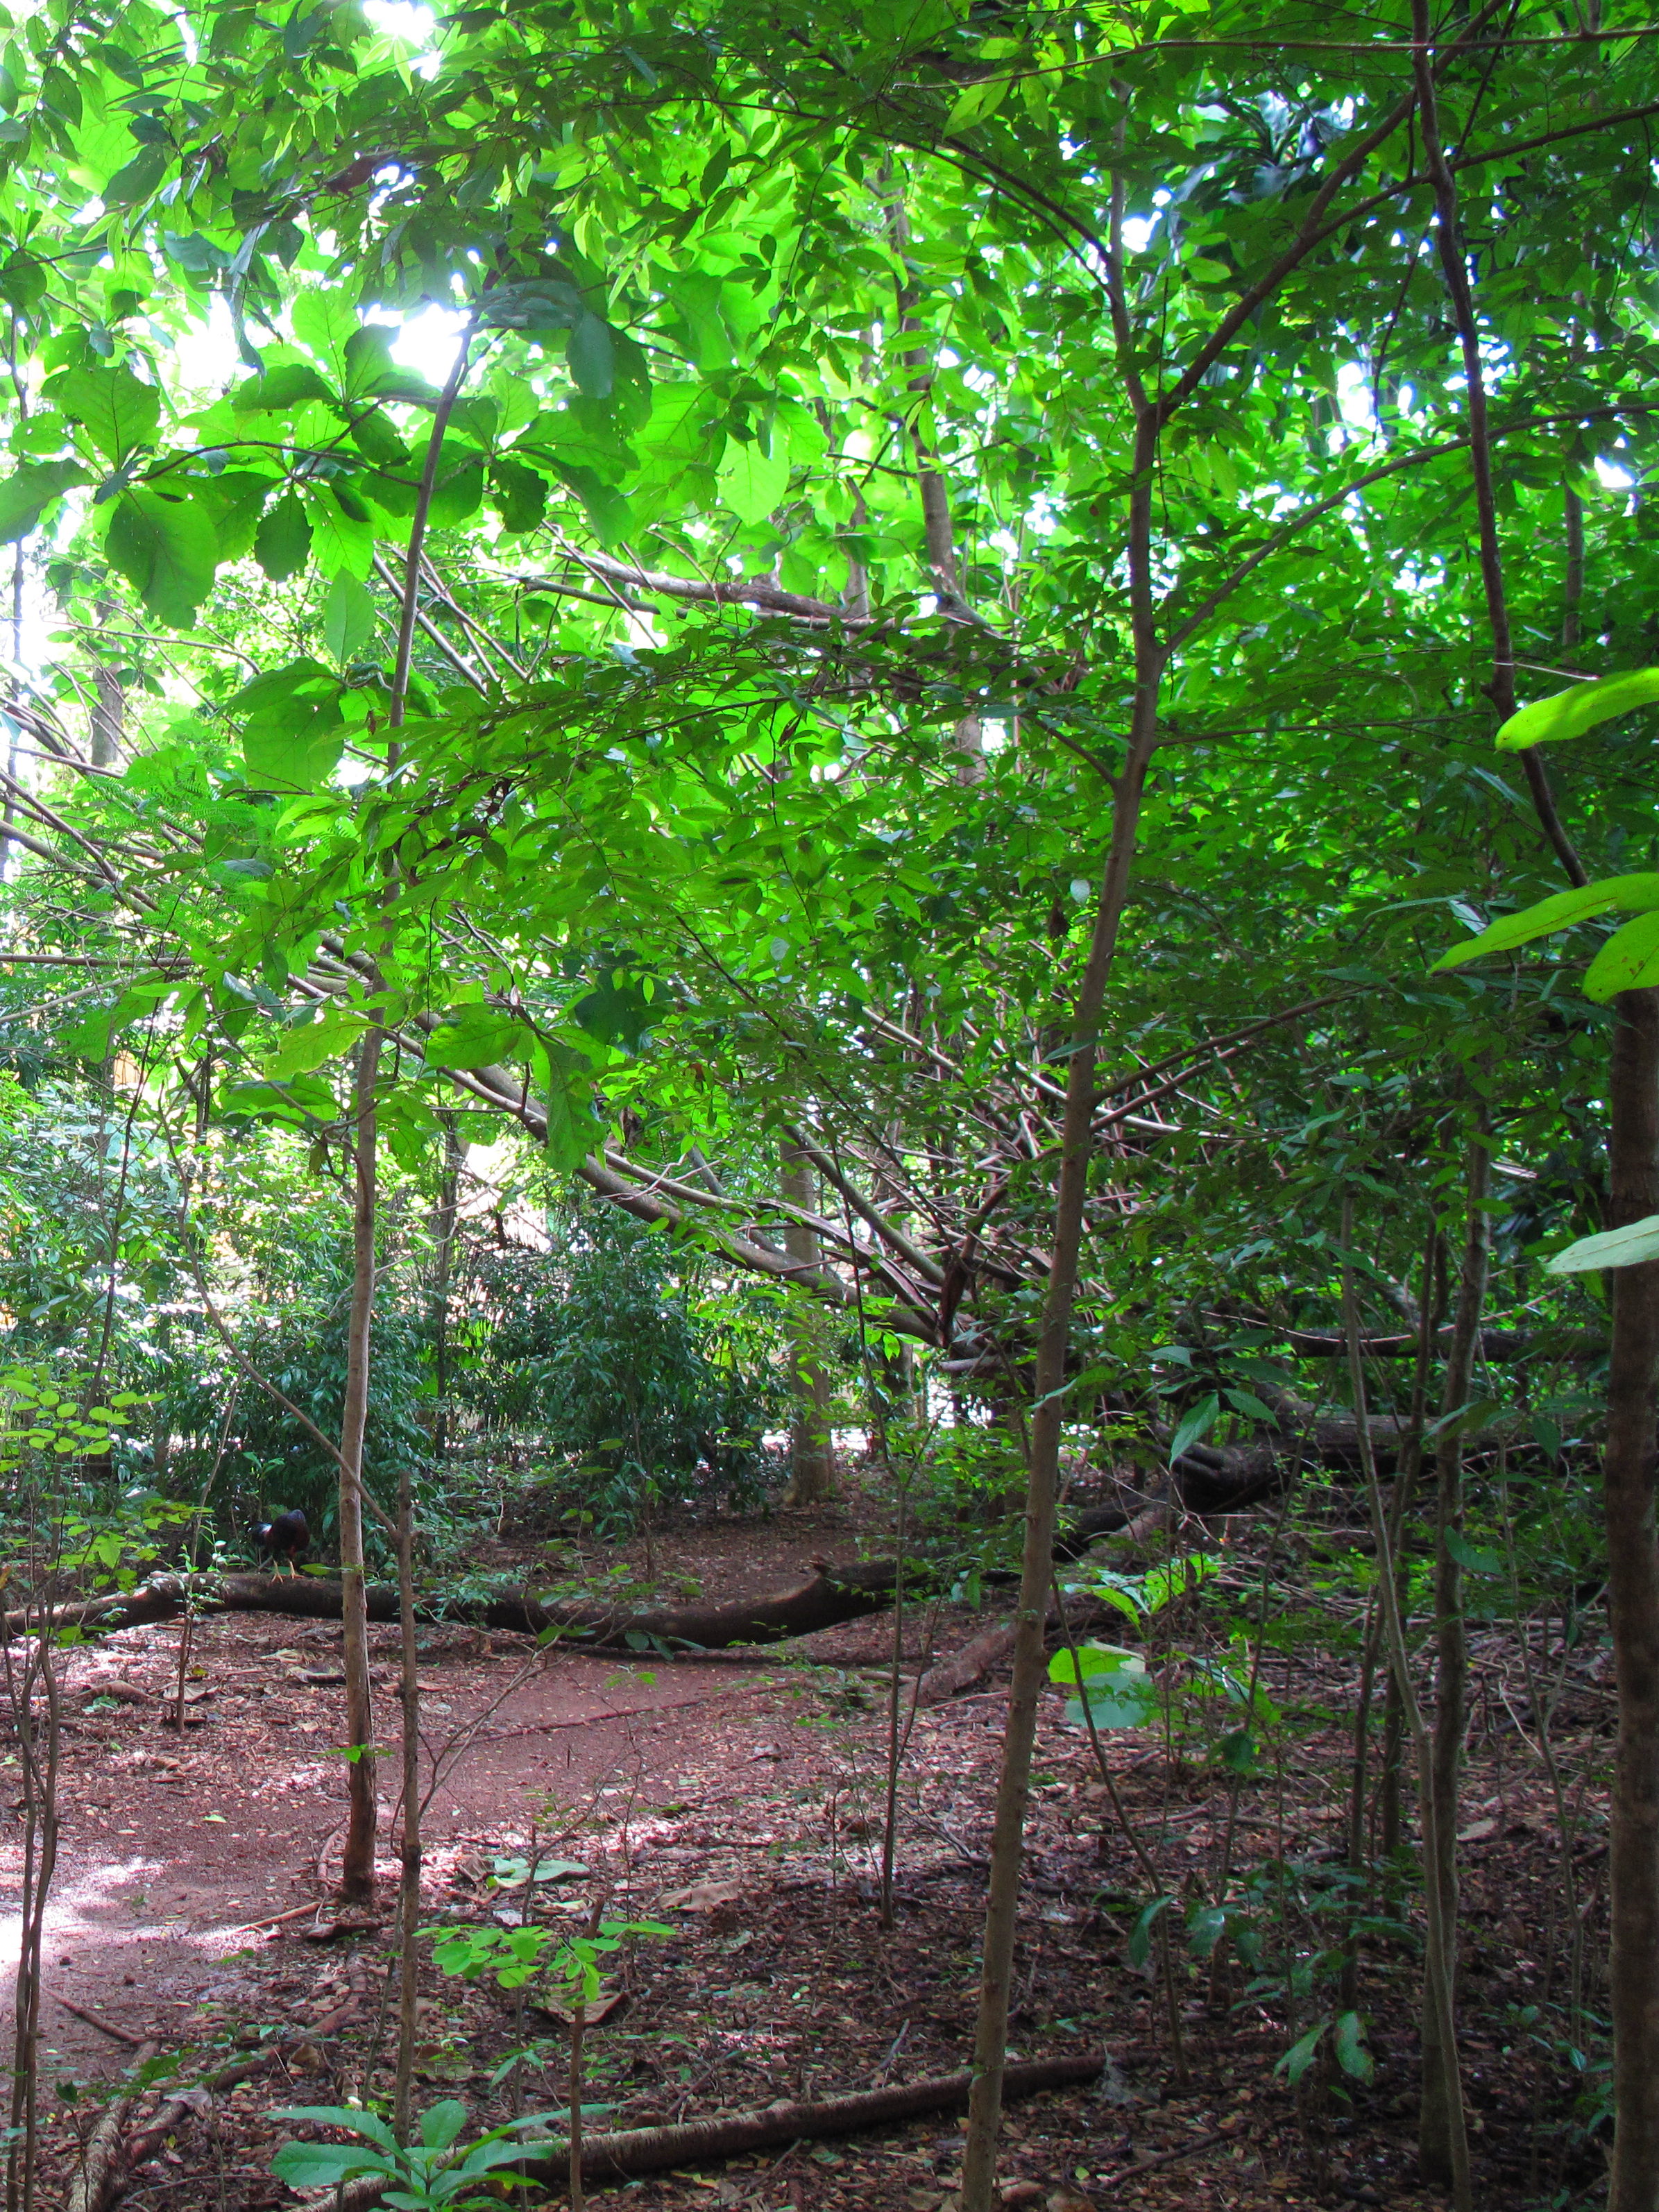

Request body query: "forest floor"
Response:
[4, 1485, 1613, 2212]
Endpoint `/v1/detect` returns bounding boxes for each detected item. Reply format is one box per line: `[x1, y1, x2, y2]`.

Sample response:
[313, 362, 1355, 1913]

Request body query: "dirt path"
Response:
[19, 1506, 919, 2079]
[10, 1504, 1560, 2212]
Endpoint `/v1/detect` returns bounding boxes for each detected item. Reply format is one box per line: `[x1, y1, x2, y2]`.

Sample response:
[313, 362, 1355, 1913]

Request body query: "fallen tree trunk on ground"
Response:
[0, 1422, 1465, 1660]
[5, 1495, 1162, 1653]
[3, 1560, 925, 1651]
[296, 2054, 1104, 2208]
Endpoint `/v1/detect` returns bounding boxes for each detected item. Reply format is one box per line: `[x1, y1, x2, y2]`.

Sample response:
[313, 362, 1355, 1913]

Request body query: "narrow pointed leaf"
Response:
[1431, 874, 1659, 971]
[1497, 667, 1659, 750]
[1546, 1214, 1659, 1275]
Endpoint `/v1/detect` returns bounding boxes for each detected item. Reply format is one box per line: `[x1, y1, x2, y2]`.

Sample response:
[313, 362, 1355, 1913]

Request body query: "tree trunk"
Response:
[959, 645, 1160, 2209]
[1341, 1200, 1470, 2212]
[781, 1145, 835, 1505]
[88, 602, 124, 769]
[1420, 1125, 1488, 2189]
[391, 1449, 421, 2142]
[429, 1113, 461, 1463]
[1602, 987, 1659, 2212]
[337, 1030, 382, 1905]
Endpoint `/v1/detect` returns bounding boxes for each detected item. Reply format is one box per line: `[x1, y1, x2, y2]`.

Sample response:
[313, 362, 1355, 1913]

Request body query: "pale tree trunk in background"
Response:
[337, 1030, 382, 1904]
[430, 1113, 462, 1463]
[1419, 1121, 1488, 2192]
[781, 1146, 835, 1506]
[89, 600, 124, 768]
[1601, 989, 1659, 2212]
[886, 189, 985, 788]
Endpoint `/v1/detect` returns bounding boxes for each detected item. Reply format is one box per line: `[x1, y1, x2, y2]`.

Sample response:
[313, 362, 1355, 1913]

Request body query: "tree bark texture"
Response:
[1602, 988, 1659, 2212]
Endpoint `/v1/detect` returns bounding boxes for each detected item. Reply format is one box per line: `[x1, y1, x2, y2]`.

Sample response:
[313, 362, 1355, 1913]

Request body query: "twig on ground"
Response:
[57, 2000, 146, 2046]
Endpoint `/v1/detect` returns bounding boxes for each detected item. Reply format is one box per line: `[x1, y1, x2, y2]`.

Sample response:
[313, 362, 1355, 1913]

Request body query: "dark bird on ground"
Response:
[255, 1508, 309, 1577]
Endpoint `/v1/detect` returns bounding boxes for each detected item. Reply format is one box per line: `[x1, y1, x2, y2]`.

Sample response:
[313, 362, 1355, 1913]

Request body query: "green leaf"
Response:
[1168, 1395, 1219, 1463]
[255, 491, 312, 581]
[46, 364, 160, 463]
[1055, 1647, 1157, 1730]
[271, 2102, 399, 2151]
[1442, 1528, 1503, 1577]
[270, 2143, 388, 2189]
[1218, 1728, 1259, 1774]
[271, 2141, 391, 2194]
[1048, 1640, 1142, 1685]
[232, 362, 336, 415]
[1431, 874, 1659, 971]
[105, 488, 217, 627]
[218, 1073, 339, 1128]
[423, 1007, 525, 1071]
[196, 471, 272, 564]
[0, 460, 91, 543]
[244, 707, 346, 792]
[946, 71, 1013, 130]
[1585, 909, 1659, 1001]
[0, 252, 46, 311]
[551, 460, 632, 547]
[1333, 2010, 1375, 2083]
[262, 1010, 366, 1080]
[489, 457, 547, 534]
[1546, 1213, 1659, 1275]
[541, 1055, 597, 1168]
[1277, 2021, 1327, 2086]
[1128, 1894, 1173, 1968]
[323, 570, 377, 666]
[568, 314, 615, 398]
[418, 2099, 469, 2151]
[304, 484, 374, 578]
[1497, 667, 1659, 750]
[717, 434, 790, 523]
[101, 141, 170, 207]
[1185, 1903, 1228, 1959]
[233, 658, 347, 791]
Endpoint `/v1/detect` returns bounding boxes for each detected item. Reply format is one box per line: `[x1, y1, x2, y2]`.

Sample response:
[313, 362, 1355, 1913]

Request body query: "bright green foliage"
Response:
[270, 2100, 552, 2208]
[0, 0, 1651, 1646]
[1498, 670, 1659, 751]
[455, 1209, 786, 1534]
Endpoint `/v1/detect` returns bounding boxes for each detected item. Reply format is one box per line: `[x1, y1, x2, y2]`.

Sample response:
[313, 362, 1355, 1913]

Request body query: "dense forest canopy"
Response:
[3, 1, 1659, 2207]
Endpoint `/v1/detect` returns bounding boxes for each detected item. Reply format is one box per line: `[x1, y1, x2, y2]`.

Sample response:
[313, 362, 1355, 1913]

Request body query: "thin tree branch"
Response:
[1411, 2, 1587, 889]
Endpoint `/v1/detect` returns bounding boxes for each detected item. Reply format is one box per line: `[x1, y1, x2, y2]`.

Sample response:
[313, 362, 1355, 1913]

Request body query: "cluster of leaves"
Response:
[454, 1205, 788, 1535]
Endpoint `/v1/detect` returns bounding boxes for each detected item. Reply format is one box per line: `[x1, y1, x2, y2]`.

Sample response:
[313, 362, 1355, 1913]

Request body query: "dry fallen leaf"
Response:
[534, 1988, 629, 2027]
[660, 1878, 746, 1911]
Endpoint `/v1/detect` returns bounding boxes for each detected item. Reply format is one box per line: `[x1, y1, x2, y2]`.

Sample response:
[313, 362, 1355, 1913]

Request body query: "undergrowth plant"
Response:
[270, 2098, 550, 2209]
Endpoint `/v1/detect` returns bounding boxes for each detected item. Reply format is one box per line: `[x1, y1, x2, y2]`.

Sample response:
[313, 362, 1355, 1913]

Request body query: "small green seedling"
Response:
[270, 2098, 551, 2209]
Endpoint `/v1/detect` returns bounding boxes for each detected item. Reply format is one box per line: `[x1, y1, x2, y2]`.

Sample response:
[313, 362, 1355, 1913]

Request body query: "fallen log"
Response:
[292, 2053, 1103, 2208]
[68, 2041, 158, 2212]
[90, 2043, 300, 2212]
[1, 1560, 919, 1653]
[2, 1501, 1162, 1656]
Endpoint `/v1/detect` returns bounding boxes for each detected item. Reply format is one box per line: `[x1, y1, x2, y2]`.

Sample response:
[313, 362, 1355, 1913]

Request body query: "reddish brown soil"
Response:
[11, 1499, 1611, 2212]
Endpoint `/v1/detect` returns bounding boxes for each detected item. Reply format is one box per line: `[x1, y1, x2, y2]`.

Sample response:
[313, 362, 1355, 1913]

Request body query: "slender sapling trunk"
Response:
[1420, 1121, 1490, 2185]
[1600, 988, 1659, 2212]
